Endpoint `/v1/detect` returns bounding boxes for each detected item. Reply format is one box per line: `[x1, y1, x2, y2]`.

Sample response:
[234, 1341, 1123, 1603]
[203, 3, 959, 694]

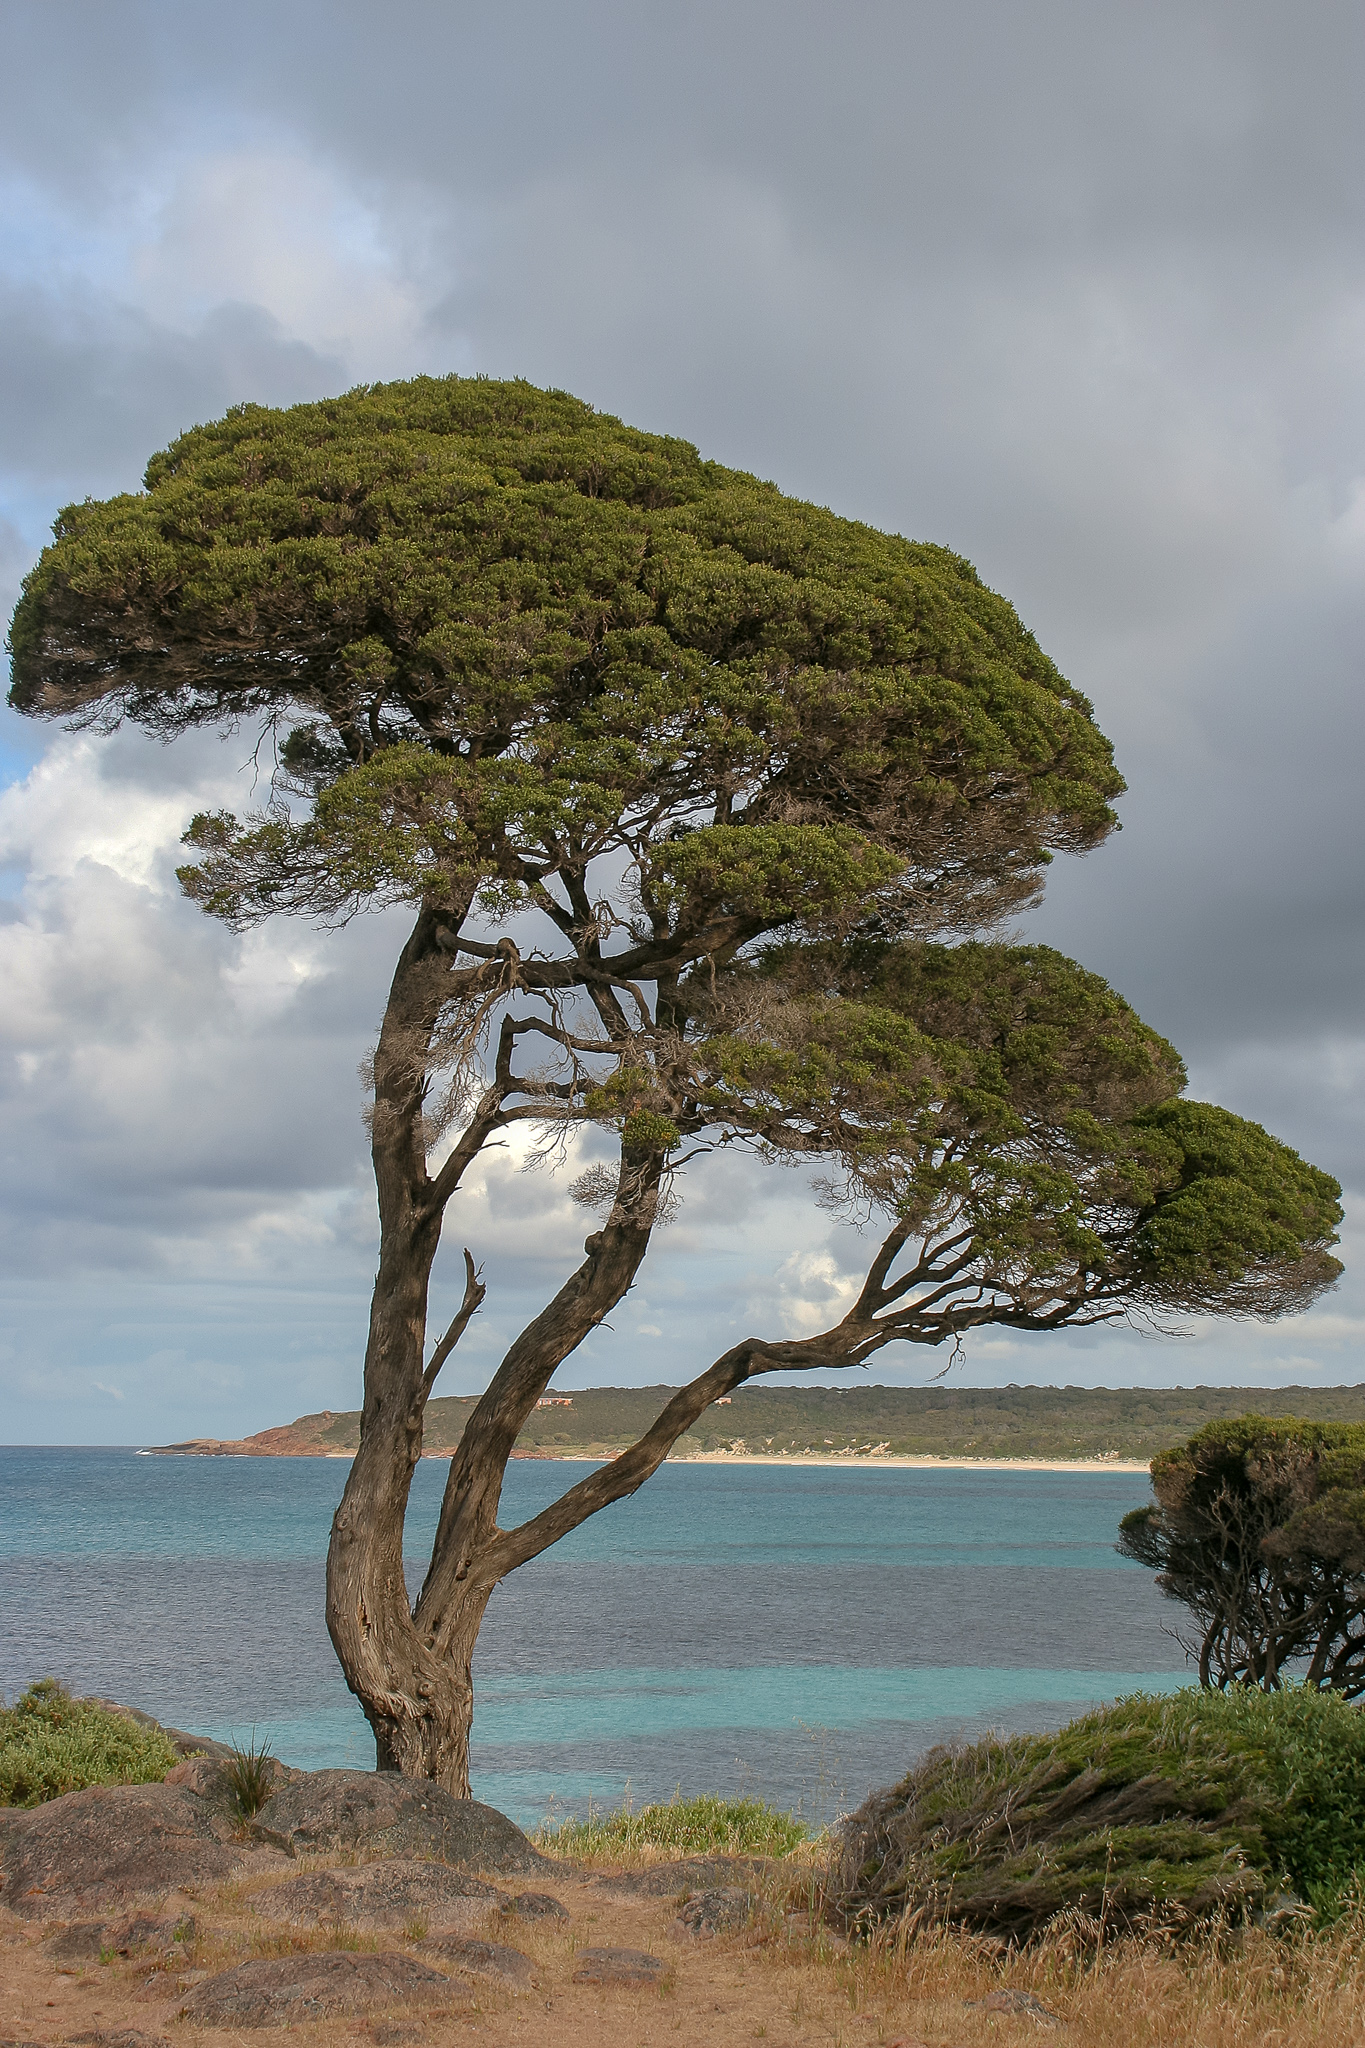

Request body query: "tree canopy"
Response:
[10, 375, 1121, 946]
[1120, 1417, 1365, 1693]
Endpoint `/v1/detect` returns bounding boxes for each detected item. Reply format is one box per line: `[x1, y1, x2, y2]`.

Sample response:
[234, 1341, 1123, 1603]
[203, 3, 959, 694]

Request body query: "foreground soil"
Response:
[4, 1792, 1365, 2046]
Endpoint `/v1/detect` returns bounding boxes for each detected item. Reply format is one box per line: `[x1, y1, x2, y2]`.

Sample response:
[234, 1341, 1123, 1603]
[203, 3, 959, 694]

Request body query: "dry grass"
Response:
[14, 1839, 1365, 2047]
[744, 1865, 1365, 2046]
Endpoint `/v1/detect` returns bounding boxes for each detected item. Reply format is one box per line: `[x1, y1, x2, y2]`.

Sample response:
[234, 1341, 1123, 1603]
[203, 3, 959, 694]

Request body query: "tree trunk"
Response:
[324, 903, 485, 1788]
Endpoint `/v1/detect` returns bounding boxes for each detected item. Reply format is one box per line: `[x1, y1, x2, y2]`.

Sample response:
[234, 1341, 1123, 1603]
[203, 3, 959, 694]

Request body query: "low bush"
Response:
[538, 1790, 806, 1860]
[0, 1678, 179, 1807]
[833, 1685, 1365, 1941]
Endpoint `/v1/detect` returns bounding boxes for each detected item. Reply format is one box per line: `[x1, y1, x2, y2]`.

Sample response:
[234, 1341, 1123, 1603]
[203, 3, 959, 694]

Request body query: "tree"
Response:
[8, 376, 1342, 1793]
[1119, 1418, 1365, 1694]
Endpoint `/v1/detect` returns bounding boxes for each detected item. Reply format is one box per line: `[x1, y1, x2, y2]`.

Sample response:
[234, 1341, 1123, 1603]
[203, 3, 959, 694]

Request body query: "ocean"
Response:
[0, 1447, 1187, 1830]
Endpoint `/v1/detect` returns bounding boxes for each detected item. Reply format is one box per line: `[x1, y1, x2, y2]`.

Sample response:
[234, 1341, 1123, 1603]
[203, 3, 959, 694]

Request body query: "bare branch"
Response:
[421, 1250, 487, 1400]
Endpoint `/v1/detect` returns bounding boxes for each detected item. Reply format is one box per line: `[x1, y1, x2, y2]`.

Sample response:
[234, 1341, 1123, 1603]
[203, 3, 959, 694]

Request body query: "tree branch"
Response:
[421, 1249, 487, 1400]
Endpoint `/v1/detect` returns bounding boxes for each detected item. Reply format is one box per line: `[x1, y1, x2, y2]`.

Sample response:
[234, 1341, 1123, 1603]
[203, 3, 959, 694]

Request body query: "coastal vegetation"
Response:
[165, 1381, 1365, 1465]
[9, 375, 1341, 1793]
[1120, 1417, 1365, 1693]
[833, 1684, 1365, 1938]
[539, 1791, 805, 1861]
[0, 1680, 178, 1808]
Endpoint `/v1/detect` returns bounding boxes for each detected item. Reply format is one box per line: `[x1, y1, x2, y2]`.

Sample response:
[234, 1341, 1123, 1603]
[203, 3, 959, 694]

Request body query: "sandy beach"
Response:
[676, 1451, 1152, 1473]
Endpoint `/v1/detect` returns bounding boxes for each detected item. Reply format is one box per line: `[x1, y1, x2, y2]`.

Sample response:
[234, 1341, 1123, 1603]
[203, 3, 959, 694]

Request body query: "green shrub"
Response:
[0, 1679, 179, 1807]
[834, 1685, 1365, 1939]
[538, 1791, 805, 1860]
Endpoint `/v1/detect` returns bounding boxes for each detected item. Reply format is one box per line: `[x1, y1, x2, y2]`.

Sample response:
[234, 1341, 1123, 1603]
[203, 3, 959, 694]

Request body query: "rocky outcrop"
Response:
[0, 1764, 546, 1921]
[178, 1952, 460, 2025]
[671, 1885, 754, 1937]
[502, 1888, 569, 1920]
[593, 1853, 770, 1899]
[0, 1781, 285, 1919]
[417, 1936, 536, 1991]
[248, 1769, 551, 1873]
[571, 1947, 665, 1985]
[251, 1860, 507, 1933]
[45, 1912, 195, 1965]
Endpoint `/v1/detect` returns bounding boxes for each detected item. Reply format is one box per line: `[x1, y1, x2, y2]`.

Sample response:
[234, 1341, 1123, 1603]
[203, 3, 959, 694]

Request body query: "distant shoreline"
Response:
[679, 1451, 1152, 1473]
[150, 1443, 1150, 1473]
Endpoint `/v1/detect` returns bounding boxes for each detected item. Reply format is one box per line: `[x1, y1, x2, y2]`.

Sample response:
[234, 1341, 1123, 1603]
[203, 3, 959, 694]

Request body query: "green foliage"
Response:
[1120, 1415, 1365, 1693]
[0, 1679, 178, 1808]
[538, 1790, 805, 1860]
[1132, 1102, 1344, 1290]
[223, 1733, 277, 1817]
[9, 375, 1122, 944]
[834, 1685, 1365, 1940]
[687, 939, 1340, 1315]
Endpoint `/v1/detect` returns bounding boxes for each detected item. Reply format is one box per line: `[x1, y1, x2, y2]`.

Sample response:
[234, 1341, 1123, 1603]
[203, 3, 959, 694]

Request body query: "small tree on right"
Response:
[1120, 1418, 1365, 1694]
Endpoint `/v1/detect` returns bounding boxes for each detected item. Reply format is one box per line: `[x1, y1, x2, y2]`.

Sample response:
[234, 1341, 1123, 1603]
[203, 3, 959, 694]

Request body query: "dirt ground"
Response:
[4, 1848, 1365, 2048]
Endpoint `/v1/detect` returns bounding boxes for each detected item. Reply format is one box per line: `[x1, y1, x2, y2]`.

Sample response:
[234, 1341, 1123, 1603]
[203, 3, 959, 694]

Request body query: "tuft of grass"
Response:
[223, 1733, 277, 1818]
[537, 1790, 806, 1860]
[0, 1678, 179, 1807]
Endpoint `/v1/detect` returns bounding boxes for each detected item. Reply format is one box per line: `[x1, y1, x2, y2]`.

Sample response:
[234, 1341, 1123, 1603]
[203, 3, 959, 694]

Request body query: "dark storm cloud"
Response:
[0, 285, 344, 492]
[1, 0, 1362, 1437]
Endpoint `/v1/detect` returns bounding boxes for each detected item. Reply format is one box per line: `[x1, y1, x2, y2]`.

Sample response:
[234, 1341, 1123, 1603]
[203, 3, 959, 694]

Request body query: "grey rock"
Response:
[594, 1854, 769, 1900]
[964, 1988, 1061, 2023]
[251, 1860, 506, 1934]
[46, 1911, 195, 1964]
[671, 1885, 754, 1937]
[0, 1783, 282, 1919]
[503, 1889, 569, 1920]
[179, 1952, 460, 2026]
[571, 1946, 666, 1986]
[418, 1935, 536, 1991]
[249, 1769, 550, 1873]
[66, 2034, 170, 2048]
[44, 1922, 108, 1965]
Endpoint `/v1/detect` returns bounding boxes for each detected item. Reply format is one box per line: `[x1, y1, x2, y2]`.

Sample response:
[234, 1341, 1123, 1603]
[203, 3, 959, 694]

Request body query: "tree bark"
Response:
[324, 903, 490, 1785]
[324, 886, 669, 1788]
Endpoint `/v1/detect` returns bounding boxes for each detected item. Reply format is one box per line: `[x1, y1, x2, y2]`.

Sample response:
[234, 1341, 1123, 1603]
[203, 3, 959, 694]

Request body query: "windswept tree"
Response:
[1120, 1418, 1365, 1693]
[8, 377, 1342, 1792]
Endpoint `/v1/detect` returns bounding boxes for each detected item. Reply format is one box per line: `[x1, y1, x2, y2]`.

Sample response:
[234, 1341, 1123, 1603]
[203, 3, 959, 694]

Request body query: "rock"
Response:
[66, 2033, 170, 2048]
[671, 1885, 753, 1938]
[249, 1770, 550, 1873]
[251, 1860, 507, 1933]
[179, 1952, 461, 2026]
[66, 2034, 169, 2048]
[502, 1889, 569, 1921]
[418, 1936, 536, 1991]
[0, 1784, 283, 1920]
[45, 1911, 195, 1965]
[571, 1947, 666, 1986]
[44, 1922, 108, 1965]
[964, 1988, 1061, 2023]
[593, 1854, 768, 1899]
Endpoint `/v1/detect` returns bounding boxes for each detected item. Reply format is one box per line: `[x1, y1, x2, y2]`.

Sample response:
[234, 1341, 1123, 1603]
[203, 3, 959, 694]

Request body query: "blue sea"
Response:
[0, 1448, 1188, 1830]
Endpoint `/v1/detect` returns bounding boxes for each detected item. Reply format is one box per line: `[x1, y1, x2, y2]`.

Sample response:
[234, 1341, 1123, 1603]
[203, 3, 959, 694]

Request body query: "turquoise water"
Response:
[0, 1447, 1184, 1827]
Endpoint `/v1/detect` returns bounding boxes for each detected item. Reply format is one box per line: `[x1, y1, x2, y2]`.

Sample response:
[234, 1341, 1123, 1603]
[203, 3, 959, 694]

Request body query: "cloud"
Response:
[1, 0, 1362, 1438]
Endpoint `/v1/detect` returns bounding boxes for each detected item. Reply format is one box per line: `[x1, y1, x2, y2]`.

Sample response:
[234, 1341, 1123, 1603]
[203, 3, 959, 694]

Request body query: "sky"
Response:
[1, 0, 1363, 1445]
